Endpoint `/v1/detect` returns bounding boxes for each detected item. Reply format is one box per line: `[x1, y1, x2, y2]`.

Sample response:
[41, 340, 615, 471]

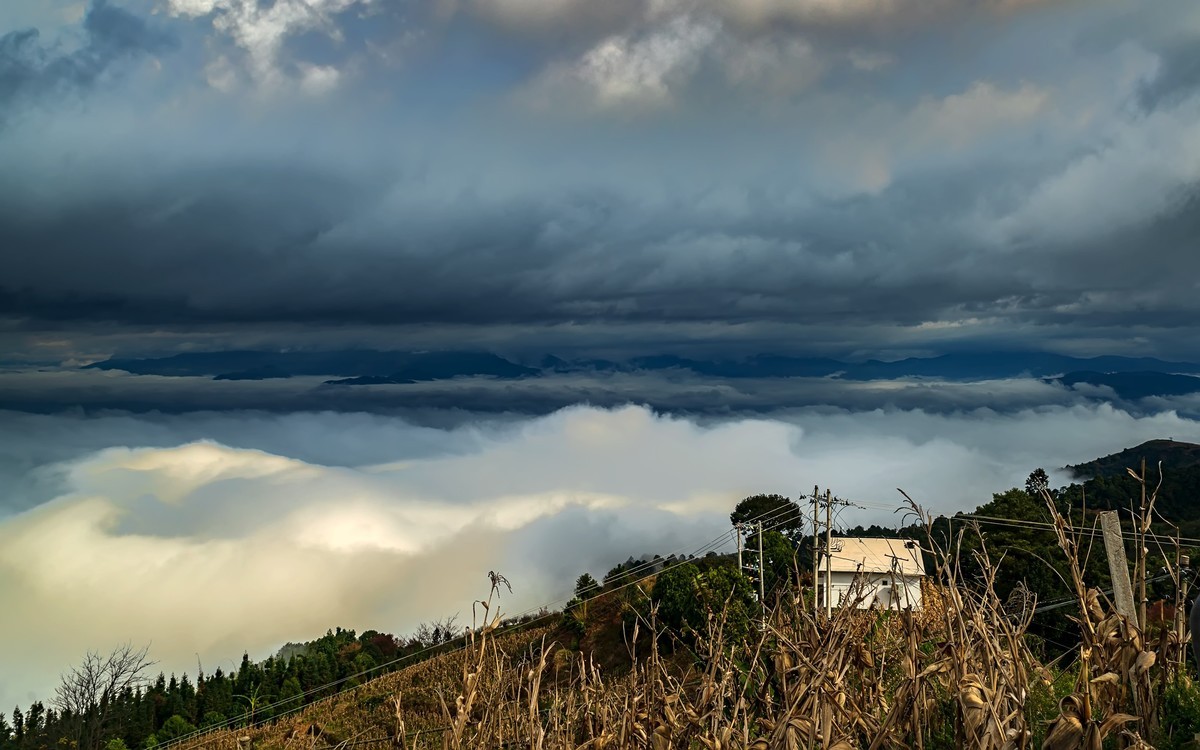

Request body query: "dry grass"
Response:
[177, 491, 1194, 750]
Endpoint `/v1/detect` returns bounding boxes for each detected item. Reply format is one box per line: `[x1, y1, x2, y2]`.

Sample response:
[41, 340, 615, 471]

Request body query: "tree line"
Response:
[0, 619, 481, 750]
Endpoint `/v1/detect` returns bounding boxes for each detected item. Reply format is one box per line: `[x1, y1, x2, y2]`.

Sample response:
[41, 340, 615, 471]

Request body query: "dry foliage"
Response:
[178, 487, 1196, 750]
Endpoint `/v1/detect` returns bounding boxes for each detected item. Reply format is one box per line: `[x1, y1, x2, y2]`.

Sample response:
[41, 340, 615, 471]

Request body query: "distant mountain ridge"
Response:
[82, 349, 1200, 386]
[85, 350, 538, 383]
[1050, 371, 1200, 400]
[1068, 439, 1200, 480]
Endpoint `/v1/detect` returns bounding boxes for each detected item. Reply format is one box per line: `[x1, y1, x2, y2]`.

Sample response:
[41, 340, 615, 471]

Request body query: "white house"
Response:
[817, 537, 925, 611]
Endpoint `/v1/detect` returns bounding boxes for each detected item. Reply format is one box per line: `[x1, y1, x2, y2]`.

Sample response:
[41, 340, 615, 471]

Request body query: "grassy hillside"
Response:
[168, 498, 1200, 750]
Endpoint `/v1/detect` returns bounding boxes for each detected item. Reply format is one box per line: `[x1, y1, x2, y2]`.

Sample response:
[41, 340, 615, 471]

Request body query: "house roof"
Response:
[820, 537, 925, 576]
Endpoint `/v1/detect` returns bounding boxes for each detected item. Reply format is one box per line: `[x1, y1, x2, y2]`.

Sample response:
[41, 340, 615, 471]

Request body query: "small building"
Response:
[817, 537, 925, 611]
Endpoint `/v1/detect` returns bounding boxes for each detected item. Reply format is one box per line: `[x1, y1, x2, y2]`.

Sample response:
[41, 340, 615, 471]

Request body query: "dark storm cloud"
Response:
[0, 0, 174, 115]
[0, 0, 1197, 360]
[2, 150, 1198, 338]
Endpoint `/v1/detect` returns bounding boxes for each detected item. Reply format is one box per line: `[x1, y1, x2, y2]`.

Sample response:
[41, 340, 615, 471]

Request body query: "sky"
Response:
[3, 0, 1200, 713]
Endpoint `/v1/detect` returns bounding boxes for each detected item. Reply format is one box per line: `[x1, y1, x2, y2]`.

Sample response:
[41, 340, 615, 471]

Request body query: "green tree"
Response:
[279, 677, 303, 707]
[157, 715, 195, 744]
[652, 563, 703, 636]
[755, 530, 797, 598]
[574, 573, 601, 600]
[731, 494, 805, 541]
[1025, 468, 1050, 496]
[200, 711, 227, 730]
[104, 739, 130, 750]
[695, 565, 758, 641]
[652, 562, 758, 642]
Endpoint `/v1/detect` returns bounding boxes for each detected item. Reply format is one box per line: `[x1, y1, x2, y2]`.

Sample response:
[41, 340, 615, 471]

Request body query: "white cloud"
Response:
[520, 14, 831, 113]
[165, 0, 367, 89]
[298, 63, 342, 95]
[523, 15, 719, 111]
[469, 0, 1064, 35]
[3, 403, 1199, 710]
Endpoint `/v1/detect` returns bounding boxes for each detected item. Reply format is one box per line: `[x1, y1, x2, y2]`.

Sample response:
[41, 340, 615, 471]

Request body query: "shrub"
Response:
[1160, 676, 1200, 750]
[157, 715, 196, 743]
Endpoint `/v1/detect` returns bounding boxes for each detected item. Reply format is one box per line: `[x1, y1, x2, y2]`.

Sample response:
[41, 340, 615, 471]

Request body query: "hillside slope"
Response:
[1069, 438, 1200, 478]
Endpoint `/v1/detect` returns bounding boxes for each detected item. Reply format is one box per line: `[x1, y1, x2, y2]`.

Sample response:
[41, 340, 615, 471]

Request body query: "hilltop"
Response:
[1069, 438, 1200, 479]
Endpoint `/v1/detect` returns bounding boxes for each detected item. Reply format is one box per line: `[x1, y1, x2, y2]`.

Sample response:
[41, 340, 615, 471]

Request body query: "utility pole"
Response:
[811, 485, 820, 617]
[758, 521, 765, 606]
[825, 489, 833, 619]
[1178, 548, 1190, 674]
[1138, 457, 1148, 633]
[735, 523, 743, 573]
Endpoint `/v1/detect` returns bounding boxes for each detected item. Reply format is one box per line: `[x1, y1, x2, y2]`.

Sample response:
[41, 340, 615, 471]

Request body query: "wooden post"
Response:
[1138, 458, 1148, 633]
[1100, 510, 1137, 623]
[812, 486, 819, 616]
[1179, 549, 1190, 674]
[825, 489, 833, 618]
[735, 523, 743, 573]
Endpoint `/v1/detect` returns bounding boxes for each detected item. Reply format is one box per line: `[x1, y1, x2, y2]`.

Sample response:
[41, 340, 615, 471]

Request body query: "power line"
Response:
[1031, 572, 1177, 615]
[960, 514, 1200, 547]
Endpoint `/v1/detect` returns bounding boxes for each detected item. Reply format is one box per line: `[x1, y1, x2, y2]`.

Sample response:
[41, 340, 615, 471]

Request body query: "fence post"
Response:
[1099, 510, 1137, 623]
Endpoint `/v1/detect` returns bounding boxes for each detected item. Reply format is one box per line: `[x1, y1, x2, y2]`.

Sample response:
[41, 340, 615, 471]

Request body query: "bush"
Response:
[1160, 676, 1200, 750]
[652, 561, 758, 643]
[201, 711, 227, 729]
[560, 597, 587, 638]
[652, 563, 703, 636]
[1025, 666, 1076, 747]
[157, 715, 196, 743]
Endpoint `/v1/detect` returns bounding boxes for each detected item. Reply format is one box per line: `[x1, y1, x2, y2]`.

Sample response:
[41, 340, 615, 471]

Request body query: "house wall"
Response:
[821, 571, 923, 611]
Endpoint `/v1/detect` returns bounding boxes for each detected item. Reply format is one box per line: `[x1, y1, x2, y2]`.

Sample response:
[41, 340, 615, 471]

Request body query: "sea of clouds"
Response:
[3, 402, 1200, 709]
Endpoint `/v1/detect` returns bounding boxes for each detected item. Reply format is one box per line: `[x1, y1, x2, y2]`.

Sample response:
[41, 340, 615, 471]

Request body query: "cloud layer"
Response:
[0, 0, 1198, 361]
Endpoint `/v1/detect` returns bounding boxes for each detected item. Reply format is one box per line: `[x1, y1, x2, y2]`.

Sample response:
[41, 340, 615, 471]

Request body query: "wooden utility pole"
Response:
[735, 523, 743, 573]
[1178, 547, 1190, 673]
[1138, 458, 1148, 633]
[812, 486, 820, 617]
[825, 489, 833, 618]
[758, 521, 766, 606]
[1099, 510, 1137, 623]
